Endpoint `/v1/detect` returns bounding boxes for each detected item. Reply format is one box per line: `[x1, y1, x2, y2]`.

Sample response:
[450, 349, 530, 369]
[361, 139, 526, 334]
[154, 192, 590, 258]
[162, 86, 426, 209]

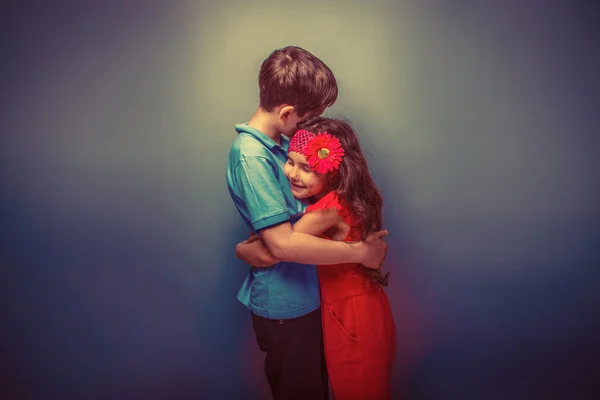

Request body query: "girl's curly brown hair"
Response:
[295, 116, 390, 285]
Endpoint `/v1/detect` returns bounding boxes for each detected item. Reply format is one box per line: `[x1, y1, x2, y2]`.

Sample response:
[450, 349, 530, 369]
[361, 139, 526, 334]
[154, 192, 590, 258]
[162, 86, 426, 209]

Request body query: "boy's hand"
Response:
[361, 230, 389, 270]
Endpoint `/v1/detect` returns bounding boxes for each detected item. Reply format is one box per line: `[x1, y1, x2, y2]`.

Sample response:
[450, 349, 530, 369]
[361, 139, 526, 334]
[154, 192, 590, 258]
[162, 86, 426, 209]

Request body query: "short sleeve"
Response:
[234, 156, 290, 231]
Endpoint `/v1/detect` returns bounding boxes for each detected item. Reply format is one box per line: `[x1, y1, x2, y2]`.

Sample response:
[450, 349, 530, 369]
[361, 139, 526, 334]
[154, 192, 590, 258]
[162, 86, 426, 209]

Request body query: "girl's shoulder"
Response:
[305, 191, 358, 226]
[306, 191, 342, 213]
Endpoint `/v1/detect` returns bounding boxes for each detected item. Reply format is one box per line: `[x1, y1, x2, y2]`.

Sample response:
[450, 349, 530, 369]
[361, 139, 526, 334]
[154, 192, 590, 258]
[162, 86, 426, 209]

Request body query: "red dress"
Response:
[305, 191, 396, 400]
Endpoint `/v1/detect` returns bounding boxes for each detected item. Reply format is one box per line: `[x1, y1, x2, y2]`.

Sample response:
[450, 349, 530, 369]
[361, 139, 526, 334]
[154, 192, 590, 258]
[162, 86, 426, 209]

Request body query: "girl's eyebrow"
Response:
[288, 157, 308, 167]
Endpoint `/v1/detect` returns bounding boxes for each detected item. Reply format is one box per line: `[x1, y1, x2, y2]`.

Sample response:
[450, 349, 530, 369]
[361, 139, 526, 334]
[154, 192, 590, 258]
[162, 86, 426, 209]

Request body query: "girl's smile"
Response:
[284, 151, 331, 199]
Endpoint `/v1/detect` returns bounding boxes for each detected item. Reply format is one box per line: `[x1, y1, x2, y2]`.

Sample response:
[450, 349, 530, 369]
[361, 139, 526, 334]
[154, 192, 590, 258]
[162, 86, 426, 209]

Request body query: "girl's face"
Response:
[284, 151, 331, 199]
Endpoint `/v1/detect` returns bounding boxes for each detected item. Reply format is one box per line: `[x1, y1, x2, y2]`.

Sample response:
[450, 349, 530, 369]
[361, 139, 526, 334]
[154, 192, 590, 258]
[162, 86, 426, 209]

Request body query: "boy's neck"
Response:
[248, 107, 282, 145]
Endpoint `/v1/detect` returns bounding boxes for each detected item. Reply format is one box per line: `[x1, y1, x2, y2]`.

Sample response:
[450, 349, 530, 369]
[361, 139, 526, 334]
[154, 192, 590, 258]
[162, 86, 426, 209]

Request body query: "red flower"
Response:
[306, 132, 345, 174]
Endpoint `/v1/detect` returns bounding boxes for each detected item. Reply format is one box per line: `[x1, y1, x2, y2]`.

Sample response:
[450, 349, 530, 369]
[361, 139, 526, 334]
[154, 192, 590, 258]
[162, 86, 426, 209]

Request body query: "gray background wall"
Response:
[2, 0, 598, 399]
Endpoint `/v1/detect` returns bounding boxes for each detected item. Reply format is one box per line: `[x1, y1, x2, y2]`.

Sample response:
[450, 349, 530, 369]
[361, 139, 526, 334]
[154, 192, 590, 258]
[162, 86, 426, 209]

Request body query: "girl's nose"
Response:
[289, 167, 300, 181]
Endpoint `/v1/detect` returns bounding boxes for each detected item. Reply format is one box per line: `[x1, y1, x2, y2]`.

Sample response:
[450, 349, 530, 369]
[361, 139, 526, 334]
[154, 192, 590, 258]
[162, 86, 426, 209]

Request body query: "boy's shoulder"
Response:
[229, 124, 278, 160]
[230, 131, 272, 159]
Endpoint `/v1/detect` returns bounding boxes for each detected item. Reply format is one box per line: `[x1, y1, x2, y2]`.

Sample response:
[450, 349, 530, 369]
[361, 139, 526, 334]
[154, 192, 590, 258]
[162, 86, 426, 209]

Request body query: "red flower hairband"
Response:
[289, 129, 345, 174]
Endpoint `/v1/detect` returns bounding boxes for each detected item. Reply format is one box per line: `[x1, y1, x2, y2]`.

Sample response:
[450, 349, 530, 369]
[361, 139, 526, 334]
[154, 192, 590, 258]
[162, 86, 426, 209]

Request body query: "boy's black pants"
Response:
[251, 308, 329, 400]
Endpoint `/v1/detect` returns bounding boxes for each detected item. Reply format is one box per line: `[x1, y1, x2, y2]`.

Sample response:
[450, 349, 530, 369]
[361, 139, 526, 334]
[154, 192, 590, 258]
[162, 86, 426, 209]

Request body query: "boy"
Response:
[225, 46, 388, 400]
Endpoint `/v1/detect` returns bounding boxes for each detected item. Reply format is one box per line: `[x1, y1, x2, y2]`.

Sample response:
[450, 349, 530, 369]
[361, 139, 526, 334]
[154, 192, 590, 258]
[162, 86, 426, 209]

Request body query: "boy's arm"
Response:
[236, 207, 340, 267]
[236, 208, 388, 269]
[260, 221, 388, 269]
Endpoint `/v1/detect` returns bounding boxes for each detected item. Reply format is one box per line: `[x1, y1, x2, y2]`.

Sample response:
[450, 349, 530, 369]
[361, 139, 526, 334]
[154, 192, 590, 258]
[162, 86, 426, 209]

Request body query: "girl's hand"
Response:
[246, 233, 261, 244]
[238, 233, 260, 246]
[236, 234, 279, 267]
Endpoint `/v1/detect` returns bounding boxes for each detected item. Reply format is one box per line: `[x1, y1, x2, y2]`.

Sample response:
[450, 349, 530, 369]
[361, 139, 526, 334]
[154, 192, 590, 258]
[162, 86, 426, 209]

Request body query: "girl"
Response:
[236, 116, 396, 399]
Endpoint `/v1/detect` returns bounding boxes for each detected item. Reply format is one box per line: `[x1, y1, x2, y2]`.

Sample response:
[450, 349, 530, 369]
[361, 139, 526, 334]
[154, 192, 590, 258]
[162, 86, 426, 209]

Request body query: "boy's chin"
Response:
[282, 125, 299, 137]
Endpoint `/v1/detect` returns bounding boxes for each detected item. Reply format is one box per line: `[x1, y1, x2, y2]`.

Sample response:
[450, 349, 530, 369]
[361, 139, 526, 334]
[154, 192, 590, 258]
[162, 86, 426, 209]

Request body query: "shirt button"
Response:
[279, 320, 284, 325]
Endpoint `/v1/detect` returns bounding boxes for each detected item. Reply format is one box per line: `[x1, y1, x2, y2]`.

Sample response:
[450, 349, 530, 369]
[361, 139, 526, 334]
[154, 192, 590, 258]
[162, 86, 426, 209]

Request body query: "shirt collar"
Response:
[235, 123, 289, 152]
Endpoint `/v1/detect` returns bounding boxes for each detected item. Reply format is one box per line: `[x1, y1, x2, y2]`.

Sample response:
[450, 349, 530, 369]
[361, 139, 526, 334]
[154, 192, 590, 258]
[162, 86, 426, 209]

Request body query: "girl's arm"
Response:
[236, 208, 343, 267]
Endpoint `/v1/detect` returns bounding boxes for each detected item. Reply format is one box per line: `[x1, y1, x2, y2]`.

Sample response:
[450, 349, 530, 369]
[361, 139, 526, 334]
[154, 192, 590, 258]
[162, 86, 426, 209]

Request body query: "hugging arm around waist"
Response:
[237, 208, 365, 266]
[262, 207, 364, 265]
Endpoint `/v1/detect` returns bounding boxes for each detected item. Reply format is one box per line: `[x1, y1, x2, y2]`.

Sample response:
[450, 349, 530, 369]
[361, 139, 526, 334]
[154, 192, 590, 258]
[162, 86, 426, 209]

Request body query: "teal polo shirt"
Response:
[225, 123, 320, 319]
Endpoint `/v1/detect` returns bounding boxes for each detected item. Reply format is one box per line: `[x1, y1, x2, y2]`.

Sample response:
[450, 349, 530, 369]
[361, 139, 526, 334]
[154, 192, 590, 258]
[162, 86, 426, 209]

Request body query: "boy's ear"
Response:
[279, 105, 296, 120]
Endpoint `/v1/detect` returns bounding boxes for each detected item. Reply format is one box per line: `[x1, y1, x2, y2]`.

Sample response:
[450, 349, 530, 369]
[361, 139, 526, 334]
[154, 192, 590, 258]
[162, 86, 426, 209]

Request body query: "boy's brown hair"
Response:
[259, 46, 338, 117]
